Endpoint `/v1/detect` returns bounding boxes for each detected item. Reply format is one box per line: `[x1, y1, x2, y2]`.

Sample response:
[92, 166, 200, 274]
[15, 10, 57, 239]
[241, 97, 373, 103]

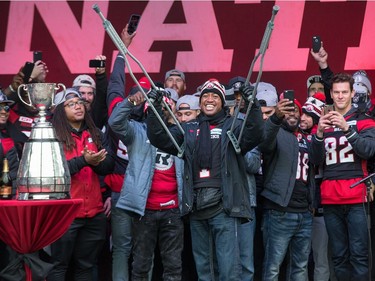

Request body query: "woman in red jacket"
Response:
[47, 88, 114, 281]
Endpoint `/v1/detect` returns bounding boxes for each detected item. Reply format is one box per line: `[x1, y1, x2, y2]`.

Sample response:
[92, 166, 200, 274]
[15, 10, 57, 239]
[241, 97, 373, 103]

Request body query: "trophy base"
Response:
[18, 192, 70, 200]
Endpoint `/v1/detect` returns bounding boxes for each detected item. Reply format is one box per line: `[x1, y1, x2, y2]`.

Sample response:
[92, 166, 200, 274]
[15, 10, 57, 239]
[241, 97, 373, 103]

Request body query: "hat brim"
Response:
[0, 100, 15, 106]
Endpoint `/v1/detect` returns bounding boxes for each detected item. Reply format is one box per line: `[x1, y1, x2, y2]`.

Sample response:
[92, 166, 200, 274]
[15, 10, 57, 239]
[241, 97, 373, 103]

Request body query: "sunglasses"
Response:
[0, 105, 10, 112]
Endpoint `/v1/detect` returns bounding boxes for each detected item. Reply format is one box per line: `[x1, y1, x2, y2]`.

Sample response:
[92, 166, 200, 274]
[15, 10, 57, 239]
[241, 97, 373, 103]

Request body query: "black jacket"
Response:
[146, 104, 264, 219]
[259, 114, 324, 208]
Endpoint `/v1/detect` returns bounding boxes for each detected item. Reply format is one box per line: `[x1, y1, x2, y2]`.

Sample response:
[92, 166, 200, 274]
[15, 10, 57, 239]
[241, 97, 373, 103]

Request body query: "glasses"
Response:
[64, 100, 86, 109]
[0, 105, 10, 112]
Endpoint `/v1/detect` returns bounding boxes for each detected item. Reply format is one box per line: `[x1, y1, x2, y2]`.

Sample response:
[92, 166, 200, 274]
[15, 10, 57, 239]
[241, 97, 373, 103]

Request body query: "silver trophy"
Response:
[16, 83, 71, 200]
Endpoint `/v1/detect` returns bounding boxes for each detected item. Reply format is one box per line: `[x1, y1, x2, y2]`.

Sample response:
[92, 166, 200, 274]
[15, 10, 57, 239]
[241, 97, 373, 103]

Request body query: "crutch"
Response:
[92, 4, 185, 157]
[227, 5, 280, 154]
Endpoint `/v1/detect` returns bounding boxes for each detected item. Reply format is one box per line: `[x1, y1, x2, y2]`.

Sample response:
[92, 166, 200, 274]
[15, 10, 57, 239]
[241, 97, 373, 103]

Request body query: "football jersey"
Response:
[321, 111, 375, 204]
[322, 113, 374, 180]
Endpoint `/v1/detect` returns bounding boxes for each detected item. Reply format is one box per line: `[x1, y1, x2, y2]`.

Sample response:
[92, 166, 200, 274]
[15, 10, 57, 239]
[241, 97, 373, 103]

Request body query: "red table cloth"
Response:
[0, 199, 82, 281]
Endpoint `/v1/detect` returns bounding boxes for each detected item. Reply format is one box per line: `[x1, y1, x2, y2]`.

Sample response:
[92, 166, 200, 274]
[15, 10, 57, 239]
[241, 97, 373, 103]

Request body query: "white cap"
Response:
[177, 95, 200, 110]
[164, 88, 179, 102]
[72, 74, 96, 90]
[256, 82, 278, 107]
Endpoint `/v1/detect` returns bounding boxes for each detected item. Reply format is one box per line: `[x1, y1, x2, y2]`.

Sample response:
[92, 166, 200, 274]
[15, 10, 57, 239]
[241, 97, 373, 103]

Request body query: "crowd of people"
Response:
[0, 23, 375, 281]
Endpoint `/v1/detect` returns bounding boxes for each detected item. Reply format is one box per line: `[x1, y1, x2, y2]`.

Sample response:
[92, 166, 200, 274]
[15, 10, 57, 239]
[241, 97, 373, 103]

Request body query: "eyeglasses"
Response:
[0, 105, 10, 112]
[64, 100, 86, 109]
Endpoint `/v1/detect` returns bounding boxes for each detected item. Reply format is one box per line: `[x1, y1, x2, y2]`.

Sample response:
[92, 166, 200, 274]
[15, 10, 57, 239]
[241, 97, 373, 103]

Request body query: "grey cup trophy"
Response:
[16, 83, 71, 200]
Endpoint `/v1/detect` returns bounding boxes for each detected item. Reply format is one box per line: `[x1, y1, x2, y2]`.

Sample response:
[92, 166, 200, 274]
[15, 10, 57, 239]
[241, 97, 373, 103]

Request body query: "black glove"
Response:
[239, 84, 254, 105]
[147, 88, 164, 106]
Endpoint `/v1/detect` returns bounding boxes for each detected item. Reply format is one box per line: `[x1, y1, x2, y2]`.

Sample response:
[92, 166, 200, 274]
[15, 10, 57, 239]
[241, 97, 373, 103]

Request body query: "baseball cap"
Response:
[165, 69, 185, 82]
[177, 95, 200, 110]
[72, 74, 96, 90]
[164, 88, 179, 102]
[306, 75, 323, 89]
[54, 88, 82, 106]
[0, 90, 15, 106]
[128, 77, 151, 96]
[256, 82, 278, 107]
[228, 76, 246, 92]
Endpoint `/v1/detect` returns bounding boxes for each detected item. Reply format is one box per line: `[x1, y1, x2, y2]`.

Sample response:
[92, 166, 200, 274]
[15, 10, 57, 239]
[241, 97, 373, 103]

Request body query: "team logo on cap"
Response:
[234, 82, 242, 88]
[305, 104, 314, 112]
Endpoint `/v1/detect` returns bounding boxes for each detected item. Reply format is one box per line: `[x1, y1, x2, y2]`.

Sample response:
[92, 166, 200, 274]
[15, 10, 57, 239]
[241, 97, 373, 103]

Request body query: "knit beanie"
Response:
[199, 79, 226, 107]
[302, 92, 326, 124]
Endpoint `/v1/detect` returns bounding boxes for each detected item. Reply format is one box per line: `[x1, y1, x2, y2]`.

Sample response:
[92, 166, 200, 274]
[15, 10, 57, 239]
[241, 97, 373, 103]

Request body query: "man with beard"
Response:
[164, 69, 186, 98]
[258, 93, 324, 281]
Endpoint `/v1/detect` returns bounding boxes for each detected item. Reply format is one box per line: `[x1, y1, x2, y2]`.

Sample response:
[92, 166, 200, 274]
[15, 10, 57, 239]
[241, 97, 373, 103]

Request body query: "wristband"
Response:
[8, 84, 16, 93]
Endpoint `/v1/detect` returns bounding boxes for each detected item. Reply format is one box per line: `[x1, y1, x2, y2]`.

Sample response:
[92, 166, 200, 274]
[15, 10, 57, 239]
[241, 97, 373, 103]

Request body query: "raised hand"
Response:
[147, 88, 164, 106]
[239, 84, 255, 105]
[82, 146, 108, 166]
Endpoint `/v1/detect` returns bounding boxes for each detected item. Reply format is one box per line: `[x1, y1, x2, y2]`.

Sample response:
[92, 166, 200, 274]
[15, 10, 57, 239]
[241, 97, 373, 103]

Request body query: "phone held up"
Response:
[323, 104, 334, 115]
[127, 14, 141, 35]
[22, 62, 35, 84]
[89, 60, 106, 68]
[312, 36, 321, 53]
[33, 51, 42, 62]
[283, 90, 295, 110]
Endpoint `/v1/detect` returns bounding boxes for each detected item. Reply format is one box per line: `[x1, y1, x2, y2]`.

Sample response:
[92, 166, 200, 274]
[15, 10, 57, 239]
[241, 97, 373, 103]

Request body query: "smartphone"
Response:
[89, 60, 106, 68]
[127, 14, 141, 35]
[33, 51, 42, 62]
[284, 90, 295, 111]
[312, 36, 321, 53]
[22, 62, 35, 83]
[323, 104, 334, 115]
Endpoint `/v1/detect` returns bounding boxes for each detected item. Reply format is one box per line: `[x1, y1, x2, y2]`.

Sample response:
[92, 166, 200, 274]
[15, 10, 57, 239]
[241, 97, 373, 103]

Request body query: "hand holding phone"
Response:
[89, 60, 106, 68]
[323, 104, 334, 115]
[283, 89, 294, 107]
[127, 14, 141, 35]
[22, 62, 35, 83]
[312, 36, 321, 53]
[33, 51, 42, 62]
